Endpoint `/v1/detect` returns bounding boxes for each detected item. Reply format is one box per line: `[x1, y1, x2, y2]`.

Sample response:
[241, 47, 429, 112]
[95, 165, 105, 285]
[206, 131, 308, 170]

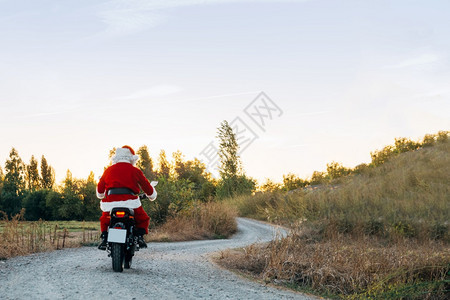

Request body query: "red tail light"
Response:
[115, 211, 126, 218]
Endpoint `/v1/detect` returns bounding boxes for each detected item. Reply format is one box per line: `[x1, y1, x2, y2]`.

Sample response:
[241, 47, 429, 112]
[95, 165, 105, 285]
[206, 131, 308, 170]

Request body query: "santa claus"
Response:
[96, 145, 157, 250]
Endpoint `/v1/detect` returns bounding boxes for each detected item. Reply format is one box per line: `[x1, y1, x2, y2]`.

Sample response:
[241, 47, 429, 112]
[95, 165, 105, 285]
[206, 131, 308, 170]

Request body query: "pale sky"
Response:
[1, 0, 449, 184]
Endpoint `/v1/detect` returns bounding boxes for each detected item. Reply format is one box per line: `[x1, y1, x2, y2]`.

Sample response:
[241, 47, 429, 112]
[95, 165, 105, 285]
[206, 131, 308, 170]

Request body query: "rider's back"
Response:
[99, 162, 152, 202]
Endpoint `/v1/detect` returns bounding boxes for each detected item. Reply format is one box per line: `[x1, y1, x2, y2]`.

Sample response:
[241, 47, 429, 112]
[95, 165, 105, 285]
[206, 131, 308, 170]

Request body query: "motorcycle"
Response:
[105, 181, 157, 272]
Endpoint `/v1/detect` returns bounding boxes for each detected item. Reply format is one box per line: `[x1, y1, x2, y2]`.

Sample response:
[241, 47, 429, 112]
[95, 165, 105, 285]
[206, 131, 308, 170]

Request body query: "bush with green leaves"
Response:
[215, 175, 256, 199]
[143, 176, 196, 226]
[282, 173, 306, 191]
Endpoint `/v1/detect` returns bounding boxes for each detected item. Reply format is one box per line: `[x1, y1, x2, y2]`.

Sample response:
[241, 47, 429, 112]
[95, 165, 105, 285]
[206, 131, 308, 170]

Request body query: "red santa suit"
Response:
[96, 146, 156, 234]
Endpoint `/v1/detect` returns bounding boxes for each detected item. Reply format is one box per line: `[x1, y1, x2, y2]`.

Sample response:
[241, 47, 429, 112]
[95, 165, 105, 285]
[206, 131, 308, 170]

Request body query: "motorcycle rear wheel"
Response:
[111, 243, 124, 272]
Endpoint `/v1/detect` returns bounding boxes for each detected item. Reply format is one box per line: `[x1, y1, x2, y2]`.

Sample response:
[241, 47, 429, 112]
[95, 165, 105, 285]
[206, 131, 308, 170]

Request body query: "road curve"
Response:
[0, 218, 315, 300]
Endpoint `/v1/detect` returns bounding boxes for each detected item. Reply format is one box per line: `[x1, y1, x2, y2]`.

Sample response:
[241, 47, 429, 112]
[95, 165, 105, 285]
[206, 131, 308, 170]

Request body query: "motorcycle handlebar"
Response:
[139, 181, 158, 201]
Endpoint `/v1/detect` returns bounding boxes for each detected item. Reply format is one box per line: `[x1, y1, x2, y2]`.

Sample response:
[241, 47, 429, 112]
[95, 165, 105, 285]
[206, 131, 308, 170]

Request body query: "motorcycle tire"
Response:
[111, 243, 124, 272]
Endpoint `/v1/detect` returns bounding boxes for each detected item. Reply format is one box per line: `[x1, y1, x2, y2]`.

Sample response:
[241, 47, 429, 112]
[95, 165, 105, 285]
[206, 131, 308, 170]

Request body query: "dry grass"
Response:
[1, 201, 237, 258]
[0, 209, 99, 259]
[217, 231, 449, 299]
[148, 201, 238, 242]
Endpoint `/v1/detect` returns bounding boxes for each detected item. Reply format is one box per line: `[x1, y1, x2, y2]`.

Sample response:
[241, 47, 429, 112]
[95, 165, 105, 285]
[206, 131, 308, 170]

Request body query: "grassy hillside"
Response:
[232, 140, 449, 241]
[220, 139, 450, 299]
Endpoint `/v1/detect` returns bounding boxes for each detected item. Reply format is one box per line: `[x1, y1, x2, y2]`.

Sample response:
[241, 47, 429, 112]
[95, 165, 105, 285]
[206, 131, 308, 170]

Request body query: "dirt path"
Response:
[0, 218, 315, 299]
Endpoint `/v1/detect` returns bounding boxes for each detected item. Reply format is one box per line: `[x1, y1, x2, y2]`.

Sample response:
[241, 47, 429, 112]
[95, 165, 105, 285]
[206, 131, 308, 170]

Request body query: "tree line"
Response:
[0, 149, 101, 221]
[2, 125, 446, 222]
[0, 121, 256, 223]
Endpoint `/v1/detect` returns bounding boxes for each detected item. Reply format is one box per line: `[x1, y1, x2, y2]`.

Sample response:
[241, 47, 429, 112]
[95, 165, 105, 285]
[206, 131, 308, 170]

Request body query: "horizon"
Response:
[1, 0, 449, 184]
[0, 129, 445, 185]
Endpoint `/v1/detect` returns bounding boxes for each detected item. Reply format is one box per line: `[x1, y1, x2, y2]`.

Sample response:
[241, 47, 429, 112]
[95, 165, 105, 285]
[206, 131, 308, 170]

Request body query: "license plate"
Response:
[107, 228, 127, 243]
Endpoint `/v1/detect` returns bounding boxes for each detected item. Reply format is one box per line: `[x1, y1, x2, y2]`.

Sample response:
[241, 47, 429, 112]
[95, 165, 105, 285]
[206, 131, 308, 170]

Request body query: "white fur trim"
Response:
[100, 198, 142, 212]
[112, 147, 139, 165]
[96, 188, 105, 199]
[147, 189, 157, 201]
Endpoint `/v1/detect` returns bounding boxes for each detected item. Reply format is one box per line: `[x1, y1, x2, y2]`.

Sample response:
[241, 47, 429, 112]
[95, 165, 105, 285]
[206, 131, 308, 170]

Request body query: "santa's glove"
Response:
[147, 188, 157, 201]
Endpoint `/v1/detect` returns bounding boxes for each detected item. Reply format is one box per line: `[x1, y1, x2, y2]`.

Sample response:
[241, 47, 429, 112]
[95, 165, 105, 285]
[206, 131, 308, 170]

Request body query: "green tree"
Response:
[173, 151, 216, 201]
[157, 150, 171, 178]
[136, 145, 155, 180]
[44, 170, 83, 220]
[217, 120, 241, 179]
[215, 120, 255, 198]
[23, 189, 51, 220]
[197, 179, 216, 202]
[45, 190, 63, 220]
[80, 171, 100, 221]
[40, 155, 55, 189]
[216, 175, 255, 199]
[173, 150, 187, 179]
[104, 147, 117, 169]
[26, 155, 41, 190]
[143, 176, 195, 226]
[173, 151, 203, 182]
[1, 148, 25, 216]
[58, 170, 83, 220]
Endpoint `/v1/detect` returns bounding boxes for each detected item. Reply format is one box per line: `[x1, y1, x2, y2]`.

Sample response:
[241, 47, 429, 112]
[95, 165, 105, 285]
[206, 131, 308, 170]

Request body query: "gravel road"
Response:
[0, 218, 316, 300]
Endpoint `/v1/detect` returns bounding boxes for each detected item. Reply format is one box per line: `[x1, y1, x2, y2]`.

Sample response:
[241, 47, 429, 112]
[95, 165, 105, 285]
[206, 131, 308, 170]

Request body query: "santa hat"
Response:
[112, 145, 139, 165]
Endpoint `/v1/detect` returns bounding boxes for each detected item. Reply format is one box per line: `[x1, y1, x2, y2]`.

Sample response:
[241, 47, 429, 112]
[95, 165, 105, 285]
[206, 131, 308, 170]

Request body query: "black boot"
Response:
[137, 235, 147, 248]
[98, 231, 108, 250]
[136, 228, 147, 249]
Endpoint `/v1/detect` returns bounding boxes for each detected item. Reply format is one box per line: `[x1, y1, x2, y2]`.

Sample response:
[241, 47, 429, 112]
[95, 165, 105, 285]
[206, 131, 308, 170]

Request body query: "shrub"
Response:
[326, 161, 350, 180]
[309, 171, 326, 185]
[394, 137, 419, 154]
[148, 201, 237, 241]
[363, 219, 385, 236]
[371, 145, 395, 166]
[422, 134, 436, 147]
[282, 173, 306, 191]
[215, 175, 256, 199]
[259, 179, 282, 192]
[352, 163, 369, 174]
[436, 130, 449, 143]
[143, 176, 196, 226]
[392, 221, 416, 238]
